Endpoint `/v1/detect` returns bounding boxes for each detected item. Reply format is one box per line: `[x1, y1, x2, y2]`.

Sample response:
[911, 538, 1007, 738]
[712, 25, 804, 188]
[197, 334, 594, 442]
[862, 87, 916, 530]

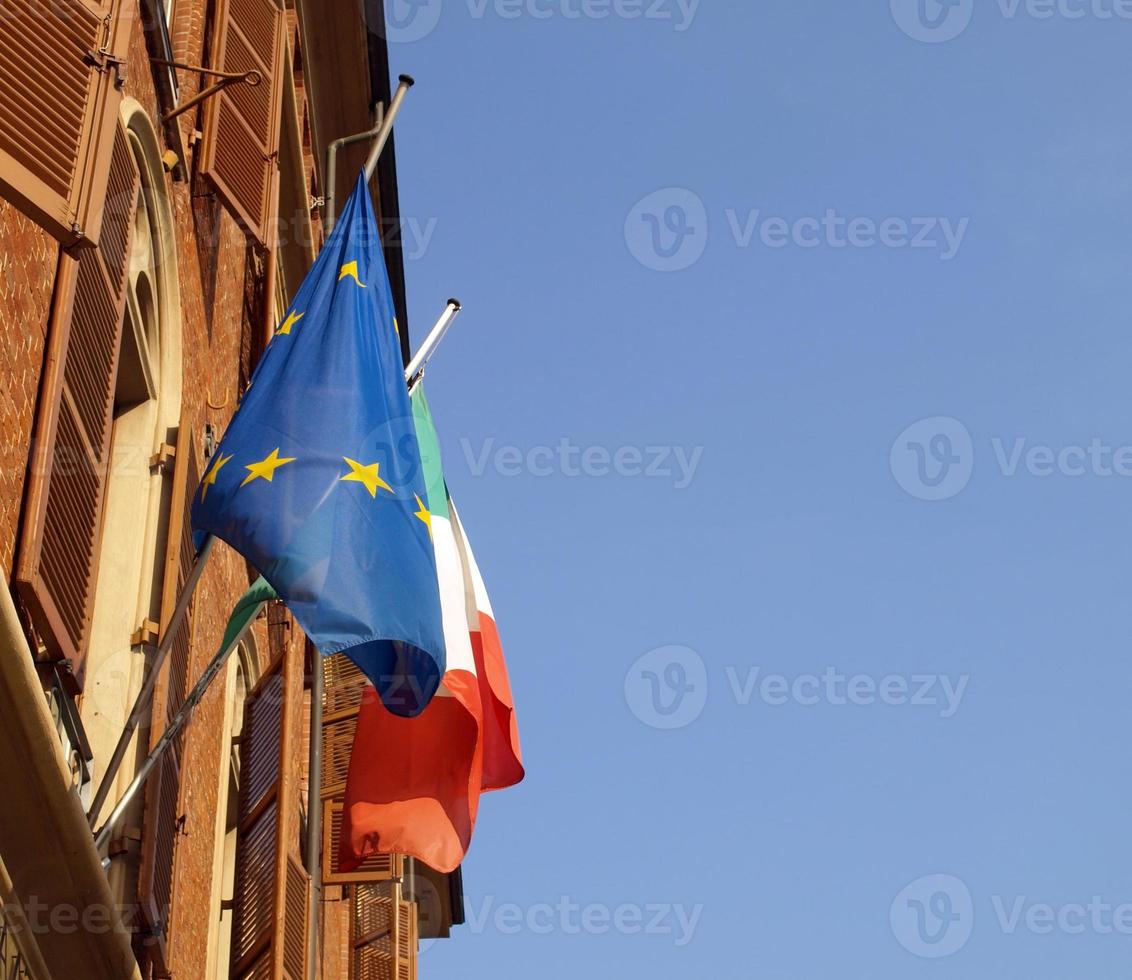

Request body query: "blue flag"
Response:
[191, 175, 445, 716]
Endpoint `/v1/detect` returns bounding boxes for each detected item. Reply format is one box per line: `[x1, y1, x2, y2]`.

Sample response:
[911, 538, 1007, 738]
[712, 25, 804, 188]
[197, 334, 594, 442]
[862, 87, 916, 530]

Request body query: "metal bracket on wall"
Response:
[152, 59, 263, 124]
[131, 619, 160, 648]
[107, 827, 141, 857]
[84, 49, 128, 88]
[149, 442, 177, 473]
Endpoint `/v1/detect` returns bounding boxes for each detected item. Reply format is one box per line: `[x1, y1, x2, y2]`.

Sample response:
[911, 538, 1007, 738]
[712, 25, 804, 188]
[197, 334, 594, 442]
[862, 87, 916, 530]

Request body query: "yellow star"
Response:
[413, 494, 432, 539]
[393, 316, 400, 336]
[340, 457, 394, 498]
[339, 261, 366, 288]
[240, 448, 296, 487]
[276, 309, 304, 335]
[200, 452, 232, 501]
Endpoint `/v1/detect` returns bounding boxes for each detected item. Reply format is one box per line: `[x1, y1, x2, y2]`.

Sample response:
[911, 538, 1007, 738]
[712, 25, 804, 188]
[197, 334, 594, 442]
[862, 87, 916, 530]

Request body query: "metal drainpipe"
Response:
[323, 73, 413, 234]
[323, 105, 385, 235]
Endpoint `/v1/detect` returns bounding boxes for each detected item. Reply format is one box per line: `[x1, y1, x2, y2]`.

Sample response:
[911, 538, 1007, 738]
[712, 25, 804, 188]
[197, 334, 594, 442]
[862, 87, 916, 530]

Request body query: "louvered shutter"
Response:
[324, 656, 418, 978]
[0, 0, 128, 245]
[319, 653, 408, 885]
[323, 801, 402, 887]
[321, 653, 367, 800]
[136, 416, 201, 973]
[351, 884, 418, 980]
[199, 0, 286, 245]
[230, 633, 310, 979]
[16, 123, 138, 689]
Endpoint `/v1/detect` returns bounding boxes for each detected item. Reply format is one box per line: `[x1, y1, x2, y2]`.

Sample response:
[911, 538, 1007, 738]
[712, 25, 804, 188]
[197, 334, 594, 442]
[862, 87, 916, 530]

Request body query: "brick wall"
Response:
[0, 202, 55, 579]
[132, 6, 319, 977]
[0, 1, 323, 976]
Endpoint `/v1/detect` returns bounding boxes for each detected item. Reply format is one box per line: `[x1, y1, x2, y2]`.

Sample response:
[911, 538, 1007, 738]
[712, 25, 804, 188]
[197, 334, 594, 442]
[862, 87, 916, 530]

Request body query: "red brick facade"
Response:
[0, 201, 55, 578]
[0, 2, 444, 976]
[0, 2, 322, 977]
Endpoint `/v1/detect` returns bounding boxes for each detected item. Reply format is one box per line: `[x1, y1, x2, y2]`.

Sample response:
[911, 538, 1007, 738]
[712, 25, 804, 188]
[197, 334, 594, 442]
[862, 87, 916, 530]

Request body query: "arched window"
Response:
[79, 101, 183, 890]
[205, 638, 260, 980]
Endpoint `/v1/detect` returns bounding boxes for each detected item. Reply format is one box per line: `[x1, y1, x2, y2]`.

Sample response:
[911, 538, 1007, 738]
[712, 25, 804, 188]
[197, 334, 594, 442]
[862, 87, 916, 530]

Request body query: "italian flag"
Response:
[451, 497, 524, 792]
[340, 386, 523, 873]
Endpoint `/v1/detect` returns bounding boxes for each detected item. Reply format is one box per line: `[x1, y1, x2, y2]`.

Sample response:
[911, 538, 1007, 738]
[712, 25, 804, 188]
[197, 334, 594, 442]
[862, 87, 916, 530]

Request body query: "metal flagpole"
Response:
[407, 300, 461, 393]
[323, 74, 414, 236]
[86, 534, 216, 826]
[363, 75, 414, 182]
[305, 648, 324, 980]
[92, 595, 268, 850]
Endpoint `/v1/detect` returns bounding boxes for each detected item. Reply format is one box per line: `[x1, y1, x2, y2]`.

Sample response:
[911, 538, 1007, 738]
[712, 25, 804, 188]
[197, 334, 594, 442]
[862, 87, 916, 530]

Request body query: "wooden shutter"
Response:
[230, 634, 310, 979]
[351, 884, 417, 980]
[321, 653, 367, 800]
[0, 0, 128, 244]
[323, 801, 402, 887]
[322, 654, 418, 977]
[319, 653, 410, 885]
[199, 0, 286, 245]
[136, 417, 202, 973]
[16, 123, 138, 689]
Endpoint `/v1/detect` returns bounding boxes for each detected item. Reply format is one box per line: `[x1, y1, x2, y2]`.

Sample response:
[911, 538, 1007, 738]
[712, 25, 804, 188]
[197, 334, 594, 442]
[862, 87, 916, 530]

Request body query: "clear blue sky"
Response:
[387, 2, 1132, 976]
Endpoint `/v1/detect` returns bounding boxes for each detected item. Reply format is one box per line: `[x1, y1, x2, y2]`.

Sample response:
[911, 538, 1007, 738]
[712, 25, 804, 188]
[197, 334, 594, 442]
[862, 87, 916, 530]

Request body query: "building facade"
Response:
[0, 1, 458, 977]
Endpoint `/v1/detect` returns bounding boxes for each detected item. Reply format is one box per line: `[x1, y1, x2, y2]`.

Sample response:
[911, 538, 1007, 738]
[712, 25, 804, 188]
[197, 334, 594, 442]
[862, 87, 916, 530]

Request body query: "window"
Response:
[206, 640, 258, 980]
[81, 102, 183, 827]
[76, 107, 186, 973]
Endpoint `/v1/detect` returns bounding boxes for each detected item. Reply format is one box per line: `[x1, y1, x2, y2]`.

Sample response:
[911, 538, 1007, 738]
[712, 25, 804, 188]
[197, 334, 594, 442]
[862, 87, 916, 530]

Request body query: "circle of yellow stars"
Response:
[200, 258, 432, 537]
[201, 448, 432, 538]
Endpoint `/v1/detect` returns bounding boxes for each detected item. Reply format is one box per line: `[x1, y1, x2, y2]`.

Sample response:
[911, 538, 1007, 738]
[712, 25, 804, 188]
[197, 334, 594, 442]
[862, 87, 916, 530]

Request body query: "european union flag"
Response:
[191, 175, 445, 715]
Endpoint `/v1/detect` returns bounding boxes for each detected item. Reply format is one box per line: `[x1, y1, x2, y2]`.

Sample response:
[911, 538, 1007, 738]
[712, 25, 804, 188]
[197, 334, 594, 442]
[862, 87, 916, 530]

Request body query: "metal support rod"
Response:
[324, 105, 384, 235]
[87, 535, 216, 826]
[363, 75, 414, 183]
[406, 299, 461, 391]
[305, 652, 324, 980]
[93, 598, 267, 851]
[152, 59, 262, 123]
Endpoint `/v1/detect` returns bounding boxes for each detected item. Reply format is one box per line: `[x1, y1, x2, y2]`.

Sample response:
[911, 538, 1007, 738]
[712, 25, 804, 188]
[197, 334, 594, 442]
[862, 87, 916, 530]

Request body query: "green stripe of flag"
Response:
[219, 576, 278, 653]
[411, 386, 450, 519]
